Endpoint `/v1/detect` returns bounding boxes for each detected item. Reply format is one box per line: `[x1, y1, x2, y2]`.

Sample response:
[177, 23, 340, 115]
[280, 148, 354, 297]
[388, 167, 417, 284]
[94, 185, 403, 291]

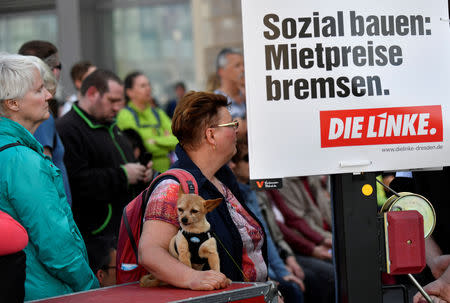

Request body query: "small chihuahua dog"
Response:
[140, 187, 222, 287]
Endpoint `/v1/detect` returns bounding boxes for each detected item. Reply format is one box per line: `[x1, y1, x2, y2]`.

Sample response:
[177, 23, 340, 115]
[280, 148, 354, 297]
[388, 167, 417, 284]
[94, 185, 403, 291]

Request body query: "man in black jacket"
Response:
[57, 69, 153, 239]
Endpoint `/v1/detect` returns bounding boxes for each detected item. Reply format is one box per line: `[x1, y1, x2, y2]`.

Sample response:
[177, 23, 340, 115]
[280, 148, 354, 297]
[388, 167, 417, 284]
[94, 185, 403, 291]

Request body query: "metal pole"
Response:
[331, 173, 382, 303]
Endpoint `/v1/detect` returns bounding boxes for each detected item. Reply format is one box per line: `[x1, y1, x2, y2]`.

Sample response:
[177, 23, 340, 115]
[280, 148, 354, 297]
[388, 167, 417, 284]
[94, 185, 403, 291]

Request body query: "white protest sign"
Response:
[241, 0, 450, 178]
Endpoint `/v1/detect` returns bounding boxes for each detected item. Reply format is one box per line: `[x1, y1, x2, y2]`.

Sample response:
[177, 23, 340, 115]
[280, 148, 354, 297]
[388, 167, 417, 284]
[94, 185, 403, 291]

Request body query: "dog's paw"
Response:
[139, 274, 160, 288]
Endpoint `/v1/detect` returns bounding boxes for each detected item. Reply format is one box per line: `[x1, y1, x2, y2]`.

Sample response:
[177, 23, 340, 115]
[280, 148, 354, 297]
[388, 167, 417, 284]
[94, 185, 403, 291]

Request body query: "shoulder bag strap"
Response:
[0, 142, 22, 152]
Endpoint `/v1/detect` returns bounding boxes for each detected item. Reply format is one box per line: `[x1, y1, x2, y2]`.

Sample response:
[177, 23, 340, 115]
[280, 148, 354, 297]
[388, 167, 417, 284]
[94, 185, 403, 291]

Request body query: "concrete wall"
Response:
[192, 0, 243, 90]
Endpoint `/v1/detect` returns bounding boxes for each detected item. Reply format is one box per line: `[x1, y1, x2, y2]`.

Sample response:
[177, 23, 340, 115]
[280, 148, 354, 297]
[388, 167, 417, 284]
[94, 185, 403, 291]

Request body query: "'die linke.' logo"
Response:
[320, 106, 443, 148]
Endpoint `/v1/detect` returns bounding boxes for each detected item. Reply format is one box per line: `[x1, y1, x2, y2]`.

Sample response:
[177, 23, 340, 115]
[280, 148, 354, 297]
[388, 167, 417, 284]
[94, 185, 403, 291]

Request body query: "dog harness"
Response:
[174, 229, 213, 266]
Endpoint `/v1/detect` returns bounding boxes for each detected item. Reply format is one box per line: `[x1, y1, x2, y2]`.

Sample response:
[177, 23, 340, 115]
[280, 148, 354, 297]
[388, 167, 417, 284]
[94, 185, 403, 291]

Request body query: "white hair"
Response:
[26, 55, 57, 95]
[0, 53, 40, 117]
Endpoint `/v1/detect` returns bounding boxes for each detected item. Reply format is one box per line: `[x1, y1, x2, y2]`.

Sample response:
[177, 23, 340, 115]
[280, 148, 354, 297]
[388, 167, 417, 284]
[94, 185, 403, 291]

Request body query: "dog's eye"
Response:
[178, 208, 183, 212]
[191, 209, 199, 214]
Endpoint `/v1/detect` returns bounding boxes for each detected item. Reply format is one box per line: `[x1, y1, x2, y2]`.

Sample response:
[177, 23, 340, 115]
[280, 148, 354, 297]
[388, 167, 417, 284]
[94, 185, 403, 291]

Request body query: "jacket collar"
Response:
[0, 117, 43, 154]
[72, 102, 115, 129]
[173, 144, 236, 191]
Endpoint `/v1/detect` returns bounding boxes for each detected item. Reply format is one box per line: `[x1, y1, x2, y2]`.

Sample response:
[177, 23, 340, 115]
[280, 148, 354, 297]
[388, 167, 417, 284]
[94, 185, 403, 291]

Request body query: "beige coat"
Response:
[278, 177, 332, 239]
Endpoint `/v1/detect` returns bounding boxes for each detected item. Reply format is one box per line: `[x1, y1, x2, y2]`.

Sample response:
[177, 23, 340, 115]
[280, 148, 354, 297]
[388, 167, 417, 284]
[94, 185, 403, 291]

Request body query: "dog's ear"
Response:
[178, 185, 186, 198]
[204, 198, 222, 213]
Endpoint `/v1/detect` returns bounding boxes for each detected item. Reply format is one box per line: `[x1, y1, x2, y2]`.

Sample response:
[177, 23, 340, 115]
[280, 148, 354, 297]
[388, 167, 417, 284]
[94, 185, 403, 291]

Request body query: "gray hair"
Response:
[27, 55, 57, 95]
[216, 47, 242, 71]
[43, 53, 59, 70]
[0, 53, 39, 117]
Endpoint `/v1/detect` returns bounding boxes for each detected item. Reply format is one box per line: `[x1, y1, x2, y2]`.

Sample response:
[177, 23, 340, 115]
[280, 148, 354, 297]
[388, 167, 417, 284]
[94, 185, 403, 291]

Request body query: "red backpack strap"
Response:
[122, 168, 198, 262]
[117, 169, 199, 283]
[121, 193, 147, 264]
[143, 169, 198, 204]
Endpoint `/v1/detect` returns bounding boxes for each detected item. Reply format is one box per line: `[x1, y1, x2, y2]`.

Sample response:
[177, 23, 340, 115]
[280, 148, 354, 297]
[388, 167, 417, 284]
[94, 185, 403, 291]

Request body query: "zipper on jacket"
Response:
[74, 104, 128, 164]
[108, 125, 128, 164]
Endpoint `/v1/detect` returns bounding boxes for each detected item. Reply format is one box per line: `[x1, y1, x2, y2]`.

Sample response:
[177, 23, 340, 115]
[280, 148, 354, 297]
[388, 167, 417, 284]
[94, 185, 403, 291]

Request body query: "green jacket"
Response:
[0, 117, 99, 301]
[116, 102, 178, 172]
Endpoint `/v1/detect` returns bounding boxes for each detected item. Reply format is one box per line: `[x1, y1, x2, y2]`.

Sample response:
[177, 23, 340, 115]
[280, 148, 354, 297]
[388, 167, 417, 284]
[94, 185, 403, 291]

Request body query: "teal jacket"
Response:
[0, 117, 99, 301]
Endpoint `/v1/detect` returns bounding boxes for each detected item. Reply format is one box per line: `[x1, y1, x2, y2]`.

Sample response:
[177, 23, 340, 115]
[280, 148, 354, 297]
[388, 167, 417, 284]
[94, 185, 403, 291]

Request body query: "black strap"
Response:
[181, 230, 212, 241]
[186, 180, 195, 194]
[175, 230, 212, 265]
[0, 142, 22, 152]
[174, 239, 179, 255]
[122, 206, 139, 264]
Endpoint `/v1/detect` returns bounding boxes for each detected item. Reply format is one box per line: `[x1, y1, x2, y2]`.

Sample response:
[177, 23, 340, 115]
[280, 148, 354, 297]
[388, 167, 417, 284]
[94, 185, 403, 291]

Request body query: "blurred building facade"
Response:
[0, 0, 243, 104]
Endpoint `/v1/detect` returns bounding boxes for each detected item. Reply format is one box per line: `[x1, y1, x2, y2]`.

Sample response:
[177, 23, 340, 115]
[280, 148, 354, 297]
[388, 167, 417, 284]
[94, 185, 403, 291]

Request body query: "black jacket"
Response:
[56, 103, 140, 237]
[413, 168, 450, 255]
[170, 145, 268, 282]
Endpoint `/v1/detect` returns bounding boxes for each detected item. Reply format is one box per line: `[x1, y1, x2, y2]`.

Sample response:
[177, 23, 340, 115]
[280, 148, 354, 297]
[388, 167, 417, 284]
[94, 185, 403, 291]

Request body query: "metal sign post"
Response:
[331, 172, 382, 303]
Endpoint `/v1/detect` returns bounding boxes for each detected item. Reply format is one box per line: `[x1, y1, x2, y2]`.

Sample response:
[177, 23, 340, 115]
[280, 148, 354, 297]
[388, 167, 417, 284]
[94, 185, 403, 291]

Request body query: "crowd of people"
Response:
[0, 39, 448, 303]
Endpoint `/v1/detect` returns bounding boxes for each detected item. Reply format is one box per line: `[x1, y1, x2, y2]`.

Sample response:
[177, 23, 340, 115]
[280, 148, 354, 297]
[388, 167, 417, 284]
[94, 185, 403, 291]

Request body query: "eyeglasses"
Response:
[53, 63, 62, 70]
[212, 120, 239, 130]
[102, 266, 116, 271]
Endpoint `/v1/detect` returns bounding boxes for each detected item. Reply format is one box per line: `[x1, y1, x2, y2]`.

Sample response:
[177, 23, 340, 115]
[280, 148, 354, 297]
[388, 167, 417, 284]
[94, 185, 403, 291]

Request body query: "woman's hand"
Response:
[285, 255, 305, 280]
[188, 270, 231, 290]
[283, 274, 305, 292]
[312, 244, 332, 260]
[323, 237, 333, 249]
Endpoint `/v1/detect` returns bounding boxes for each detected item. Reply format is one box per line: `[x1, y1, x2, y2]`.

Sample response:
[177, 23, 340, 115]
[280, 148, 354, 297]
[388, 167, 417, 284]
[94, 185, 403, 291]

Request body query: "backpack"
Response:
[116, 168, 198, 284]
[124, 105, 161, 130]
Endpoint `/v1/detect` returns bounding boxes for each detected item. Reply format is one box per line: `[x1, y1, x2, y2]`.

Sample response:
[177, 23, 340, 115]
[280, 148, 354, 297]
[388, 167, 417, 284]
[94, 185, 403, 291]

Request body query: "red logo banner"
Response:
[320, 106, 443, 147]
